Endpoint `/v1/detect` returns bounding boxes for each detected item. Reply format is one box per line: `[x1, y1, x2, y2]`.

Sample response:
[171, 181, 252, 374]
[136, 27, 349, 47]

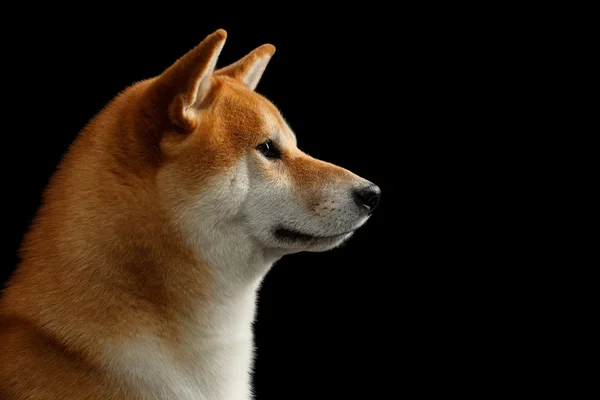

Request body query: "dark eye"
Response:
[256, 140, 281, 159]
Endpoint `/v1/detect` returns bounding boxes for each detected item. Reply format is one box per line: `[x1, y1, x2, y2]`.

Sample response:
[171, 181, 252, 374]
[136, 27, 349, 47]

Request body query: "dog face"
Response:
[149, 30, 379, 258]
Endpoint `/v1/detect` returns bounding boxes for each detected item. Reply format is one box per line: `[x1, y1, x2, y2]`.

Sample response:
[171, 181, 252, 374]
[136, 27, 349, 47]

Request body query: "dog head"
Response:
[139, 30, 379, 259]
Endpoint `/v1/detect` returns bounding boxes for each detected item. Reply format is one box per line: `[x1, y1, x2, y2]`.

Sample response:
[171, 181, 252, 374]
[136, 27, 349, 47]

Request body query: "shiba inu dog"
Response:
[0, 29, 380, 399]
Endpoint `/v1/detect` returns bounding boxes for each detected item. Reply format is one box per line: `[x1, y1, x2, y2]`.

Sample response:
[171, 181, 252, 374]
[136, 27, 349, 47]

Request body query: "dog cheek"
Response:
[223, 164, 251, 212]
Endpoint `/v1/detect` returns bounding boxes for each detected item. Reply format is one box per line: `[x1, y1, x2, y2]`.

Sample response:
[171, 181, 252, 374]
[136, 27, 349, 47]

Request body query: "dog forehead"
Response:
[213, 78, 294, 143]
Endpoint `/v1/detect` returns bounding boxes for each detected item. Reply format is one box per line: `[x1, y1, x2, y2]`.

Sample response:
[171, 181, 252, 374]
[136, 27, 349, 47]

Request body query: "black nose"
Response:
[353, 184, 381, 213]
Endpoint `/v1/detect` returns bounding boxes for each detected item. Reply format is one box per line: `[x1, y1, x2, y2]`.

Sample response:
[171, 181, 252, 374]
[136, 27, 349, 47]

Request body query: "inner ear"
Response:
[149, 29, 227, 131]
[216, 44, 275, 91]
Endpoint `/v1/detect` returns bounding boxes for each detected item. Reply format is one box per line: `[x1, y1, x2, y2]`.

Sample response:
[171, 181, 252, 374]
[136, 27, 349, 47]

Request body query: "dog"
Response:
[0, 29, 380, 399]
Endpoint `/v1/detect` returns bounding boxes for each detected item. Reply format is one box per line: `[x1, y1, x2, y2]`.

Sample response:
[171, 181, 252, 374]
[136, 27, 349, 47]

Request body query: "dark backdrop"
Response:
[0, 9, 504, 399]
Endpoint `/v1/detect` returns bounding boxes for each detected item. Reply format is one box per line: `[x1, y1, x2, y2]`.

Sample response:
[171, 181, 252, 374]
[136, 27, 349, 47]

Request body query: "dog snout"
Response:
[352, 183, 381, 213]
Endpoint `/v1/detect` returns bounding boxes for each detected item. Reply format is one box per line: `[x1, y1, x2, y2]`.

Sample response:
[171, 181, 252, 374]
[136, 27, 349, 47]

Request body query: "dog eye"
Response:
[256, 140, 280, 159]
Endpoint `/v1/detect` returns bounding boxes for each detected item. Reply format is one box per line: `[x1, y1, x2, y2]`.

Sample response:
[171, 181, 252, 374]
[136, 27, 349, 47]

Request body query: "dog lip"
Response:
[273, 226, 354, 243]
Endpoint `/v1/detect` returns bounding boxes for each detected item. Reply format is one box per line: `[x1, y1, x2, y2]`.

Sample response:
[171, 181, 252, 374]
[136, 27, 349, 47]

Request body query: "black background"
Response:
[0, 9, 514, 399]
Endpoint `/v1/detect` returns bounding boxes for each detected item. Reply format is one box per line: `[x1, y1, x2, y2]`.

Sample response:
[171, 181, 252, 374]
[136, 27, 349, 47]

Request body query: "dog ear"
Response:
[215, 44, 275, 91]
[151, 29, 227, 131]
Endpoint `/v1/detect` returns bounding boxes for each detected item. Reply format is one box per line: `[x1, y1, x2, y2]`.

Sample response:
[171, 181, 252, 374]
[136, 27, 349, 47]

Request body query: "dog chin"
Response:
[304, 232, 355, 252]
[271, 226, 355, 253]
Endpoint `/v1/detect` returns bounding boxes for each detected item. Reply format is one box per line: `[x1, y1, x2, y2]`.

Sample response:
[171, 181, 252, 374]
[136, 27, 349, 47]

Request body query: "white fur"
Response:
[105, 289, 258, 400]
[241, 54, 272, 90]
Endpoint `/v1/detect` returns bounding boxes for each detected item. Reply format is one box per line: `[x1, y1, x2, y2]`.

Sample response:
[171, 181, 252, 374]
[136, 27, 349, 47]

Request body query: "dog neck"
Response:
[114, 222, 276, 400]
[193, 230, 272, 333]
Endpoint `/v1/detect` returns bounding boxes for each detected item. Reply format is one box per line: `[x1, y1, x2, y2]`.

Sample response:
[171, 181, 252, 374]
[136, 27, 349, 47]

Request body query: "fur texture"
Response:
[0, 29, 379, 399]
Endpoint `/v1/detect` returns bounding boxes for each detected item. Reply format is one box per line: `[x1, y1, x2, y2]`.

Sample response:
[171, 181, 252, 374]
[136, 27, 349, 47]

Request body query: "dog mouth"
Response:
[273, 226, 355, 243]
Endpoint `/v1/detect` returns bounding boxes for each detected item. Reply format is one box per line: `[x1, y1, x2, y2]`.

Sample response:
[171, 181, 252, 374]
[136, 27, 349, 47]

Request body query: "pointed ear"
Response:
[151, 29, 227, 131]
[215, 44, 275, 91]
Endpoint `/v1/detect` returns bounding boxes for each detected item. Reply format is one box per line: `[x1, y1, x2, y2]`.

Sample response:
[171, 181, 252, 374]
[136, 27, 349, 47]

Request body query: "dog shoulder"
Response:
[0, 315, 131, 400]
